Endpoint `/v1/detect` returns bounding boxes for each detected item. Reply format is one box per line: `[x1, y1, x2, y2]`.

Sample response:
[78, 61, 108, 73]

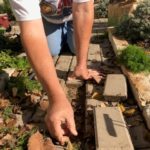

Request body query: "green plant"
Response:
[2, 106, 13, 120]
[9, 75, 42, 94]
[94, 0, 110, 18]
[118, 45, 150, 73]
[0, 50, 30, 70]
[117, 0, 150, 44]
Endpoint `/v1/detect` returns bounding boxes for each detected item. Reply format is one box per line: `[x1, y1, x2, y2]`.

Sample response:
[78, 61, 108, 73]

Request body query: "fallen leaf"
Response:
[92, 75, 102, 84]
[3, 134, 13, 141]
[118, 104, 126, 113]
[30, 94, 40, 104]
[0, 99, 10, 109]
[91, 92, 102, 99]
[39, 100, 49, 111]
[123, 108, 136, 117]
[28, 131, 44, 150]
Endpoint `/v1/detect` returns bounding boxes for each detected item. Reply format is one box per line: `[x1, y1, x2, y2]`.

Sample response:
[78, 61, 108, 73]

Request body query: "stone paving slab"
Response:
[55, 55, 72, 80]
[94, 107, 134, 150]
[103, 74, 127, 101]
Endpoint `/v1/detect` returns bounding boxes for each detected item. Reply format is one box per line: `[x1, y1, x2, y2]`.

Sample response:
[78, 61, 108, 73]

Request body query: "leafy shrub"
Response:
[117, 0, 150, 44]
[8, 75, 42, 94]
[118, 45, 150, 73]
[95, 0, 110, 18]
[0, 50, 30, 70]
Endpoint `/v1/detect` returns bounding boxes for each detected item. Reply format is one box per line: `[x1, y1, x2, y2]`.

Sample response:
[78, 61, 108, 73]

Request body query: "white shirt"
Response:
[9, 0, 90, 23]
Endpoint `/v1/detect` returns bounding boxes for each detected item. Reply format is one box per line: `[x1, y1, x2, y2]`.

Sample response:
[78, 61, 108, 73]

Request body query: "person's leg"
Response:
[66, 21, 76, 54]
[43, 19, 64, 56]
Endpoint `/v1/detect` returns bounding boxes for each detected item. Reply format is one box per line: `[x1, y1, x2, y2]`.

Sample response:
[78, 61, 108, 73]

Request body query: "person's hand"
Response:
[45, 94, 77, 145]
[69, 65, 100, 80]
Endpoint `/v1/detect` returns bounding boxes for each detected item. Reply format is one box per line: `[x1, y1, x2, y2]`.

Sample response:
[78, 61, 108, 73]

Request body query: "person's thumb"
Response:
[66, 117, 78, 136]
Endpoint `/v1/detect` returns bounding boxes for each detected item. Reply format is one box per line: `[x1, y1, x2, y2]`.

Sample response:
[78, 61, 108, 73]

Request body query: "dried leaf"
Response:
[118, 104, 126, 112]
[39, 100, 49, 111]
[30, 94, 40, 104]
[3, 134, 12, 142]
[123, 108, 136, 117]
[92, 75, 102, 84]
[0, 99, 10, 109]
[91, 92, 102, 99]
[28, 131, 44, 150]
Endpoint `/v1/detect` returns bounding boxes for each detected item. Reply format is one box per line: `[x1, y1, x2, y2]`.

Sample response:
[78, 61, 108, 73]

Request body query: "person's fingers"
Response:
[66, 116, 78, 136]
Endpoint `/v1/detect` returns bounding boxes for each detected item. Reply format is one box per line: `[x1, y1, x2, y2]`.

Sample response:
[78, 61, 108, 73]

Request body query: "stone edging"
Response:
[108, 27, 150, 130]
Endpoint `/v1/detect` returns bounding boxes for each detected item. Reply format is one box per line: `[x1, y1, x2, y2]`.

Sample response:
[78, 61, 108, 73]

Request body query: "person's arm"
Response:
[72, 0, 94, 79]
[19, 19, 77, 144]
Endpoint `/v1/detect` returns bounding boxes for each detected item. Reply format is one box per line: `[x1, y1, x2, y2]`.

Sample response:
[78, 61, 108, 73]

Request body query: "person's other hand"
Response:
[69, 65, 100, 80]
[45, 95, 77, 145]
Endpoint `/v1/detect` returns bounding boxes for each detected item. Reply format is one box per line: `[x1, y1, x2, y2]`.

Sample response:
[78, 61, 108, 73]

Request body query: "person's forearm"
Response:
[73, 0, 94, 68]
[19, 19, 65, 102]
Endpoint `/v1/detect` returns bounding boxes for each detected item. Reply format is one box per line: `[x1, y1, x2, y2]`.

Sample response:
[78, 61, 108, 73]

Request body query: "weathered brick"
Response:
[103, 74, 127, 101]
[94, 107, 134, 150]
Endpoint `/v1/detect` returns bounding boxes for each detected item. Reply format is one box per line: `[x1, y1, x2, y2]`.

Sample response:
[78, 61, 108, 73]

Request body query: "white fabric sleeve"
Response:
[73, 0, 90, 3]
[9, 0, 41, 21]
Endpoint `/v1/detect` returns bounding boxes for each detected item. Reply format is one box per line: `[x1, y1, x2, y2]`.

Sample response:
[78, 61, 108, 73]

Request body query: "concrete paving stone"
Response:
[94, 107, 134, 150]
[86, 99, 106, 111]
[143, 104, 150, 130]
[56, 55, 72, 80]
[66, 79, 83, 88]
[103, 74, 127, 101]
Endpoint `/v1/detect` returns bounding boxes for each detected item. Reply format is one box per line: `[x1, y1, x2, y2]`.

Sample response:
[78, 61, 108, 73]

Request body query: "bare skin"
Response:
[72, 0, 94, 80]
[18, 0, 93, 145]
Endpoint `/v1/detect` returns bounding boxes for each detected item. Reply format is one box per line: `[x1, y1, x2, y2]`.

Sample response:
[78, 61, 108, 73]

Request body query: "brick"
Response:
[103, 74, 127, 101]
[56, 55, 72, 80]
[86, 99, 106, 111]
[94, 107, 134, 150]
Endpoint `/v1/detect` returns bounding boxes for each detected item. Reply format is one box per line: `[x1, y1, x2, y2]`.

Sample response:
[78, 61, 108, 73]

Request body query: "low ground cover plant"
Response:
[118, 45, 150, 73]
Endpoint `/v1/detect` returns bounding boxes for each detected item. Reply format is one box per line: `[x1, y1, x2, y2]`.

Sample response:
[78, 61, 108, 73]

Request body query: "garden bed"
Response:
[108, 27, 150, 129]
